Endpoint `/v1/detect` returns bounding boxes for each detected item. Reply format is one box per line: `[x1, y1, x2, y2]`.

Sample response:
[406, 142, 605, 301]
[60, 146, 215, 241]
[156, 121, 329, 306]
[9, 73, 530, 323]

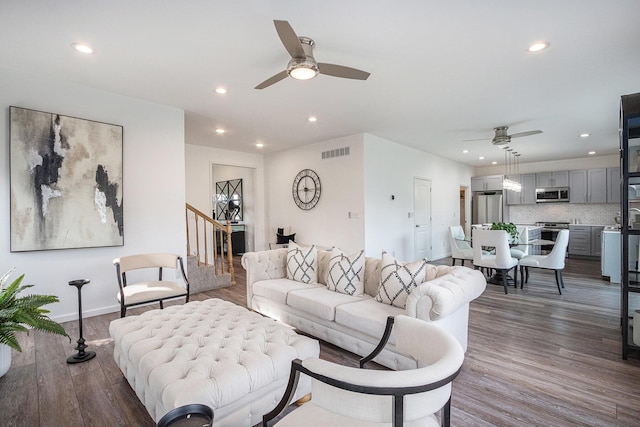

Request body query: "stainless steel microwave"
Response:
[536, 187, 570, 203]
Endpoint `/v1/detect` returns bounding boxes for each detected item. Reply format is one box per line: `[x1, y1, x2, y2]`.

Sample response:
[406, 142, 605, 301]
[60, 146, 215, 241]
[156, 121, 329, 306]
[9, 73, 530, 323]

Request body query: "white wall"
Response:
[264, 134, 365, 254]
[363, 134, 475, 261]
[0, 69, 186, 322]
[184, 144, 265, 251]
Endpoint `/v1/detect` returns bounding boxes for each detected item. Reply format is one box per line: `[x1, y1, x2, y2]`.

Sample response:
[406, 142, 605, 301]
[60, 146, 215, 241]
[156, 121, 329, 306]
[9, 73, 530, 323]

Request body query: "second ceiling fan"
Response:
[255, 20, 371, 90]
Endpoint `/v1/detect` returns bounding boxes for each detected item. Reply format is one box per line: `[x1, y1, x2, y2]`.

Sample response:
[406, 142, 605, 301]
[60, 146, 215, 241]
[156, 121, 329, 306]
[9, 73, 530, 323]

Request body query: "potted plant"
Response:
[490, 222, 519, 244]
[0, 270, 70, 377]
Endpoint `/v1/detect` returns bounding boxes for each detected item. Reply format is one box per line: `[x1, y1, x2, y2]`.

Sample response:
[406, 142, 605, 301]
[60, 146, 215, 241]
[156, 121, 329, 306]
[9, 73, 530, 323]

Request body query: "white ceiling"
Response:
[2, 0, 639, 167]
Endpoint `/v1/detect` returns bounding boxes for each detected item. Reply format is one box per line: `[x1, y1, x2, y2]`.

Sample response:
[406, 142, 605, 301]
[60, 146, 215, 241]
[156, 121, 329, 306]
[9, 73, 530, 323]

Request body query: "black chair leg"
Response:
[555, 270, 564, 294]
[452, 258, 456, 266]
[461, 259, 465, 267]
[520, 265, 525, 288]
[513, 265, 518, 288]
[160, 300, 164, 309]
[525, 266, 530, 284]
[502, 269, 509, 294]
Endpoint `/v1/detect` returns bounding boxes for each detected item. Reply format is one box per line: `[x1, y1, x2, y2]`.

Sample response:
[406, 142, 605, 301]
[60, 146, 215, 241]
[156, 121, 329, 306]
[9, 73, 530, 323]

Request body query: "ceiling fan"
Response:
[464, 125, 543, 145]
[255, 20, 371, 90]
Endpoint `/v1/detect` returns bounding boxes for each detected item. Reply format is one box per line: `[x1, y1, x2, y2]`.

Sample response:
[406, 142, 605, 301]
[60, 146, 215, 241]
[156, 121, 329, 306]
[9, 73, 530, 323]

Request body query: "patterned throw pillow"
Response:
[286, 242, 318, 284]
[327, 248, 365, 296]
[376, 252, 428, 308]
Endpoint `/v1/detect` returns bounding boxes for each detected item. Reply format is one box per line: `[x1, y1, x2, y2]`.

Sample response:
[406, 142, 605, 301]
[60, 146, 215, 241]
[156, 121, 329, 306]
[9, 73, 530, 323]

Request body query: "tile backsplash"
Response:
[508, 203, 619, 226]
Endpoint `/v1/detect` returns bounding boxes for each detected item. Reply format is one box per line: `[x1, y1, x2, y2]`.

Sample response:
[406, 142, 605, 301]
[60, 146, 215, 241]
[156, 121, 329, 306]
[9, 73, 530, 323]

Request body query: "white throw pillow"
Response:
[376, 252, 428, 308]
[287, 242, 318, 284]
[327, 248, 365, 296]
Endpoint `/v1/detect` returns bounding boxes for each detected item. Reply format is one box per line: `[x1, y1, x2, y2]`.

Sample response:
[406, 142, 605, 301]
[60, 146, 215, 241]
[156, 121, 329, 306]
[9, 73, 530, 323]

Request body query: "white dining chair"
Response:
[449, 226, 473, 266]
[472, 229, 518, 294]
[519, 229, 570, 294]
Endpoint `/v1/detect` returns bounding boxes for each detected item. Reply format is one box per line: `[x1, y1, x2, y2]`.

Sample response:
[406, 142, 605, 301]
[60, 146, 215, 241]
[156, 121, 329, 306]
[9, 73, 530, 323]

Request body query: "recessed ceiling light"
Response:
[588, 151, 596, 155]
[215, 128, 225, 134]
[492, 161, 498, 165]
[478, 156, 485, 160]
[215, 87, 228, 95]
[308, 116, 317, 122]
[580, 133, 591, 138]
[72, 43, 95, 54]
[527, 42, 549, 52]
[256, 142, 264, 148]
[462, 149, 469, 154]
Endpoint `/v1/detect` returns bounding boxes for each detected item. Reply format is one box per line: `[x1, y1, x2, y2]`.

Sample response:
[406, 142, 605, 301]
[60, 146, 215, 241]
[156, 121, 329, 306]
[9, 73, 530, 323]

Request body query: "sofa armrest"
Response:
[241, 249, 289, 305]
[405, 266, 486, 321]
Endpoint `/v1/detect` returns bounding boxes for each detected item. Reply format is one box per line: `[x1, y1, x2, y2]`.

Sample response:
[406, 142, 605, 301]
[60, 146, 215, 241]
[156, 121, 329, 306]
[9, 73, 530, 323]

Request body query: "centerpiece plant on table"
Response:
[490, 222, 519, 244]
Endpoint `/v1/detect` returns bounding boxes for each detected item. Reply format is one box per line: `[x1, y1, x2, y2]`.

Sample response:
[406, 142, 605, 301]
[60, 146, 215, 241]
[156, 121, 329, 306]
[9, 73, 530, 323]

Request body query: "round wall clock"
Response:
[292, 169, 321, 210]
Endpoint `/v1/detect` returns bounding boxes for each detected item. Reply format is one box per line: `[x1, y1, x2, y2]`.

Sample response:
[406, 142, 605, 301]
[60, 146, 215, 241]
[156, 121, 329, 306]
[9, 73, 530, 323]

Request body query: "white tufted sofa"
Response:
[242, 248, 487, 371]
[109, 298, 319, 426]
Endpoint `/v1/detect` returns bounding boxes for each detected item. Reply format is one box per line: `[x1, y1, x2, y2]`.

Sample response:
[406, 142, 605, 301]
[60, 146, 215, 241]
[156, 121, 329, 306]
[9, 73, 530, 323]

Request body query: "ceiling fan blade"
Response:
[255, 70, 289, 90]
[274, 20, 305, 59]
[318, 63, 370, 80]
[510, 130, 542, 138]
[461, 138, 491, 142]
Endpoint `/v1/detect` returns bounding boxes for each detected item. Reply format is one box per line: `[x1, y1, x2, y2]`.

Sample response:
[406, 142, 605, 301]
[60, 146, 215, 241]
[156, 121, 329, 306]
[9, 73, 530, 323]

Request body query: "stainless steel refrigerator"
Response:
[472, 192, 503, 224]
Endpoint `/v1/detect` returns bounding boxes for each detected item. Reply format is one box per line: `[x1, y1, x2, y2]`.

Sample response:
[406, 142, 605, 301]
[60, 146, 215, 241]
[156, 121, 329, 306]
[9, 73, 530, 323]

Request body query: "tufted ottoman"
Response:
[109, 298, 319, 426]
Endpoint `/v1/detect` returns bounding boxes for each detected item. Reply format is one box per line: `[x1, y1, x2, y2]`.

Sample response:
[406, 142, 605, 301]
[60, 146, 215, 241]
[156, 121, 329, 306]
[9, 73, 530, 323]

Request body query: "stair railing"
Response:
[185, 203, 236, 285]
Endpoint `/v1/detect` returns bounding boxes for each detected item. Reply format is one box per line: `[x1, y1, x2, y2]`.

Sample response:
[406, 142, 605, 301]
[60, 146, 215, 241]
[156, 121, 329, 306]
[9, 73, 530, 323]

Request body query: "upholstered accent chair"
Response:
[113, 253, 189, 317]
[262, 315, 464, 427]
[472, 229, 518, 294]
[449, 225, 473, 266]
[519, 229, 570, 294]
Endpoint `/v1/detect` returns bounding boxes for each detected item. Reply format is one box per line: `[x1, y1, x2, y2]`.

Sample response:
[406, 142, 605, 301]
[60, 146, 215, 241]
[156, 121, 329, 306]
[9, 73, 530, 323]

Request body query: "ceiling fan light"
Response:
[289, 65, 318, 80]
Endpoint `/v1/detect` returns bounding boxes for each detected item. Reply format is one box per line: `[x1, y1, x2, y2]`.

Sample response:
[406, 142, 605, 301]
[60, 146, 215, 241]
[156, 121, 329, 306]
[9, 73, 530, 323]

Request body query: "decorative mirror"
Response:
[215, 179, 243, 222]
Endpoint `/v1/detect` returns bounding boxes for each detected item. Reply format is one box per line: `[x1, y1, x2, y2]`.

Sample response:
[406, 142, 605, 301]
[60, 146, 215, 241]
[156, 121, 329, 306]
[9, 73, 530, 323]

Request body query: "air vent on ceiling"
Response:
[321, 146, 350, 160]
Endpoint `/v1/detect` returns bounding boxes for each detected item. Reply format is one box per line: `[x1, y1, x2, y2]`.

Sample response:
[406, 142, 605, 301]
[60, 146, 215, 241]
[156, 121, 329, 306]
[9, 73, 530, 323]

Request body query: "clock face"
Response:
[292, 169, 321, 210]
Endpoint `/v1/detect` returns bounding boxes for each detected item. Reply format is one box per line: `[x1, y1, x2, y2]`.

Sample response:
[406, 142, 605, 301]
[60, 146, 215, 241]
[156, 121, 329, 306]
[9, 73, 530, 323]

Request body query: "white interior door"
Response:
[414, 177, 432, 261]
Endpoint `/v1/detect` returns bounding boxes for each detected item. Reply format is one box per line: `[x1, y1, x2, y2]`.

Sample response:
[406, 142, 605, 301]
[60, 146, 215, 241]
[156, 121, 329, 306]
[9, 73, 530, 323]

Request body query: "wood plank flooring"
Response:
[1, 256, 640, 426]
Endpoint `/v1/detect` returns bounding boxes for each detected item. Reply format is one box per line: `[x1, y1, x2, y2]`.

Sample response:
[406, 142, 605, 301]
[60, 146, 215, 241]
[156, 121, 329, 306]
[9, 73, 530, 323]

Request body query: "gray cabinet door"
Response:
[569, 170, 587, 203]
[607, 167, 621, 203]
[591, 226, 604, 257]
[521, 174, 537, 204]
[485, 175, 504, 191]
[536, 171, 569, 188]
[505, 174, 521, 205]
[588, 168, 607, 203]
[471, 177, 485, 192]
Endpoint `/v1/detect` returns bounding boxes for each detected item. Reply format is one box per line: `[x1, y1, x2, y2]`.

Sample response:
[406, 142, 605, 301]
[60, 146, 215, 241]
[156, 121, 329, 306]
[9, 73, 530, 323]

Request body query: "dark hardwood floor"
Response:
[2, 255, 640, 426]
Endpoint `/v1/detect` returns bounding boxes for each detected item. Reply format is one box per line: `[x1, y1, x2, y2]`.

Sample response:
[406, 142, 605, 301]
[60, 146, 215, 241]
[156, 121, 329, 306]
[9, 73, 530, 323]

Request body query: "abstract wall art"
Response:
[10, 106, 124, 252]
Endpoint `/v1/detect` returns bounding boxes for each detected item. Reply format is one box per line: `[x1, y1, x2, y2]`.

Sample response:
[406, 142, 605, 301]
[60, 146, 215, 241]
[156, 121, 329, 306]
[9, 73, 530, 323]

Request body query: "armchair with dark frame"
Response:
[262, 315, 464, 427]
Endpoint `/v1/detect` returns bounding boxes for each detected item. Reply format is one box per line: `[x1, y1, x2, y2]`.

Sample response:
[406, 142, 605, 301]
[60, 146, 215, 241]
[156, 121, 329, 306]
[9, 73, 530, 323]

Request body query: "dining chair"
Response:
[472, 229, 518, 294]
[449, 225, 473, 266]
[519, 229, 570, 294]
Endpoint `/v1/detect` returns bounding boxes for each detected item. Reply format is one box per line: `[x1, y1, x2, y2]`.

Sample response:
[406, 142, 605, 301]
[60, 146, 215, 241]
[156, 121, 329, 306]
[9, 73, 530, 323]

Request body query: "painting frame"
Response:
[9, 106, 124, 252]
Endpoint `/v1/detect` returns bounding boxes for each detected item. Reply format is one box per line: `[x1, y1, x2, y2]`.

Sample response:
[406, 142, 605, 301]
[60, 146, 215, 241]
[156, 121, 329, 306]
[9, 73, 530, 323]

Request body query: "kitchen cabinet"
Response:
[591, 226, 604, 257]
[569, 168, 607, 203]
[471, 175, 503, 192]
[607, 167, 621, 203]
[568, 225, 592, 257]
[505, 174, 536, 205]
[536, 171, 569, 188]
